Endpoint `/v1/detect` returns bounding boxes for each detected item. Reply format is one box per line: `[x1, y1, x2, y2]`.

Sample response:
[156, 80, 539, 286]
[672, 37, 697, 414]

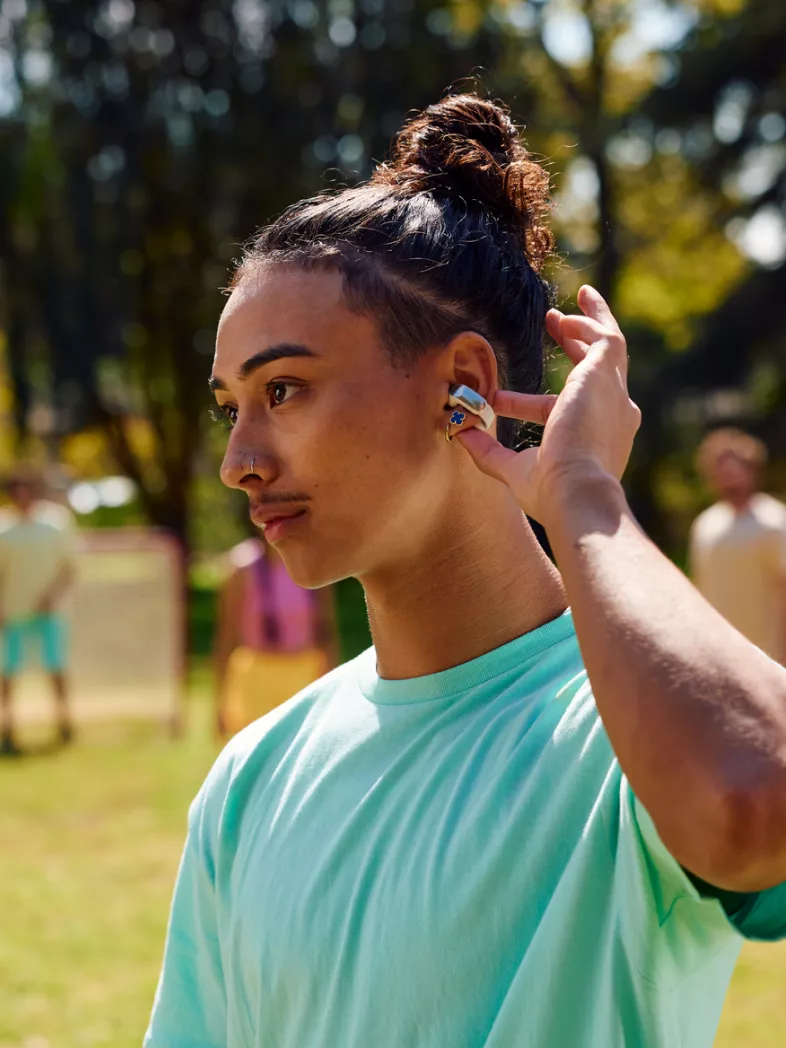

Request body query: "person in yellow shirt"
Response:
[0, 467, 76, 755]
[690, 429, 786, 663]
[213, 537, 339, 737]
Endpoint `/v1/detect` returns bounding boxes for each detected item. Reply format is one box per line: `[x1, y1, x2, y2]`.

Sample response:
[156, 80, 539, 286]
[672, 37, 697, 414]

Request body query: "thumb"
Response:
[456, 428, 523, 486]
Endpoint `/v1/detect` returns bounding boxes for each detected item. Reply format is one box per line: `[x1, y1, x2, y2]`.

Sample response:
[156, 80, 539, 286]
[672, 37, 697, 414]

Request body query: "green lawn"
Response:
[1, 683, 784, 1048]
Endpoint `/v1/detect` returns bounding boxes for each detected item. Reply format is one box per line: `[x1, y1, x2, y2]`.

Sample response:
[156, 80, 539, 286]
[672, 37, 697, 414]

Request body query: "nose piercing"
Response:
[250, 457, 257, 475]
[445, 385, 496, 442]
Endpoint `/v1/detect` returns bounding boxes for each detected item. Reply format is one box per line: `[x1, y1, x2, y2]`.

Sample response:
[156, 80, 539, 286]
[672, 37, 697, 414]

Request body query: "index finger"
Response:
[578, 285, 621, 334]
[491, 390, 558, 425]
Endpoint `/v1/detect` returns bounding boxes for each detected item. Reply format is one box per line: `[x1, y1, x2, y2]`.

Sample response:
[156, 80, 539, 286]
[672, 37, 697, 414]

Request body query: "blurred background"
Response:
[0, 0, 784, 1045]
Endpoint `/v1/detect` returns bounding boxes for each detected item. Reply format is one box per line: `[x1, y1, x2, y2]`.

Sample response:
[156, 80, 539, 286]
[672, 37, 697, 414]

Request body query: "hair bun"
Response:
[373, 93, 553, 271]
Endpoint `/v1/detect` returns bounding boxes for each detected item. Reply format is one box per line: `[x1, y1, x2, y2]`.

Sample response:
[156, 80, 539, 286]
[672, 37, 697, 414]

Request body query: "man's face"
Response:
[212, 265, 455, 588]
[707, 451, 757, 504]
[7, 481, 35, 512]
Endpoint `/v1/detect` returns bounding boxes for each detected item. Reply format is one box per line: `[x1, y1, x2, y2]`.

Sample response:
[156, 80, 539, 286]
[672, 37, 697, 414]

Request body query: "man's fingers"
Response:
[455, 427, 519, 485]
[559, 310, 627, 376]
[491, 390, 558, 425]
[558, 314, 613, 347]
[546, 309, 588, 365]
[458, 429, 538, 495]
[578, 284, 620, 333]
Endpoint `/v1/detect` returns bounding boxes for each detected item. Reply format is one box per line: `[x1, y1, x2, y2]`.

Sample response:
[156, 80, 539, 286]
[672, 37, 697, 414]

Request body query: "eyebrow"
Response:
[209, 343, 318, 392]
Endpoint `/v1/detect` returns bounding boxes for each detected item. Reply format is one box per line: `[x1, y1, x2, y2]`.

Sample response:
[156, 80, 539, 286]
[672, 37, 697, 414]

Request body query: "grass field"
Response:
[1, 678, 785, 1047]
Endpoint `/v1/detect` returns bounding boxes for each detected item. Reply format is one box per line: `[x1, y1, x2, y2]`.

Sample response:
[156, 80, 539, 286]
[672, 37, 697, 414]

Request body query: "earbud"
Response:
[445, 384, 495, 442]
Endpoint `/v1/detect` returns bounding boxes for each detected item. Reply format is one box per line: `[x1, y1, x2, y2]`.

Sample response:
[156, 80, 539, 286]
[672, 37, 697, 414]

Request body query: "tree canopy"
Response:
[0, 0, 783, 554]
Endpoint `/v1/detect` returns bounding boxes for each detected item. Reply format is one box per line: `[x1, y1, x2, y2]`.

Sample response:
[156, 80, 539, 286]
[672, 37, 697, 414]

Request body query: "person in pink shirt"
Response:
[214, 537, 339, 736]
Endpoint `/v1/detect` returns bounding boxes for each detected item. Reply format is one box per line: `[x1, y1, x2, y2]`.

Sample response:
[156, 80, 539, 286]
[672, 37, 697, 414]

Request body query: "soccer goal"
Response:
[15, 528, 186, 733]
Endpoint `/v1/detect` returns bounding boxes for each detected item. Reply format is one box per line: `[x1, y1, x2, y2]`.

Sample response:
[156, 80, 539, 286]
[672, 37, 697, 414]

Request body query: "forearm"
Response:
[38, 564, 74, 608]
[544, 471, 786, 890]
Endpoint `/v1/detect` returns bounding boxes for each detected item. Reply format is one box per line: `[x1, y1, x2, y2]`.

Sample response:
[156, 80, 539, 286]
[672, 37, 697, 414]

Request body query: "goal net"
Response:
[15, 528, 185, 731]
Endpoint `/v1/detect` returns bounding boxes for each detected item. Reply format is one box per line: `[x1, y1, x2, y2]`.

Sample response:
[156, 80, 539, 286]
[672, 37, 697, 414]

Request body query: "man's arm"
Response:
[545, 472, 786, 893]
[459, 284, 786, 894]
[36, 562, 74, 614]
[145, 789, 227, 1047]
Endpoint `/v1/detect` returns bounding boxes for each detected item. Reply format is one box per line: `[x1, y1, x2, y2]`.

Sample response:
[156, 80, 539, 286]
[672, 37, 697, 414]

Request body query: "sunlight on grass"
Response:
[0, 694, 218, 1048]
[716, 939, 786, 1047]
[1, 676, 785, 1047]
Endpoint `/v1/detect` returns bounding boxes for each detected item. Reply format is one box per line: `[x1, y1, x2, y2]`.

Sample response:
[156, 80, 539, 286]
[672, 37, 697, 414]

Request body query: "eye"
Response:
[210, 404, 237, 429]
[266, 380, 300, 407]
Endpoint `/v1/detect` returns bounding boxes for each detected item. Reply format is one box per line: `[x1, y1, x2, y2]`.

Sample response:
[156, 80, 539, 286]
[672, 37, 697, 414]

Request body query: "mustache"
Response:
[249, 492, 312, 506]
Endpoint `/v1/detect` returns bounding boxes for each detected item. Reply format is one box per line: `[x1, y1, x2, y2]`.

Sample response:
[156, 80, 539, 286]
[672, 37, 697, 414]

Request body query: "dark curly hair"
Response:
[232, 93, 555, 449]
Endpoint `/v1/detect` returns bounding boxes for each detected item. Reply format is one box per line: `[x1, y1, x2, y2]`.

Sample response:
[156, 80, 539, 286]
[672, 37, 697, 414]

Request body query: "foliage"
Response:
[0, 0, 784, 555]
[0, 0, 505, 546]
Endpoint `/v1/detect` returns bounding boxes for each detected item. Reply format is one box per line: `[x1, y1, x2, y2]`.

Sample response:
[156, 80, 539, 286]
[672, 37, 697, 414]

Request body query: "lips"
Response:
[250, 505, 308, 542]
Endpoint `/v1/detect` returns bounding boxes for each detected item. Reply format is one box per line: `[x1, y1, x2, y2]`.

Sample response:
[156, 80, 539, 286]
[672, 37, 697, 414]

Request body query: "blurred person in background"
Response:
[0, 466, 76, 754]
[690, 428, 786, 663]
[147, 96, 786, 1048]
[214, 535, 339, 736]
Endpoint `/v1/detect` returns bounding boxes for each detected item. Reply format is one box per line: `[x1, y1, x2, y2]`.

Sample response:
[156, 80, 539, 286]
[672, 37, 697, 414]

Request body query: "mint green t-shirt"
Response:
[146, 612, 786, 1048]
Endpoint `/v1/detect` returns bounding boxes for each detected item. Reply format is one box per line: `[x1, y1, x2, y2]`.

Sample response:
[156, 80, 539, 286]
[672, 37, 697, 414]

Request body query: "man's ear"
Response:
[442, 331, 498, 403]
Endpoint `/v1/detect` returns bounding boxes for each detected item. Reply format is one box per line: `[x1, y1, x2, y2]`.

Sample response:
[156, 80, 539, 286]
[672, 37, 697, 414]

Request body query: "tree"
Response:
[2, 0, 784, 558]
[0, 0, 505, 548]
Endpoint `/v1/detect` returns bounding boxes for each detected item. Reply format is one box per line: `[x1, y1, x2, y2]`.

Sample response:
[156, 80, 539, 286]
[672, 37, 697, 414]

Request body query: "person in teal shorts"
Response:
[146, 95, 786, 1048]
[0, 467, 75, 754]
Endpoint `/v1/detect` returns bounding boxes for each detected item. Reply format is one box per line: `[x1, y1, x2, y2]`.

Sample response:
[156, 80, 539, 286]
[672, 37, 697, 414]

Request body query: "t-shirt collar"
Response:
[356, 609, 574, 705]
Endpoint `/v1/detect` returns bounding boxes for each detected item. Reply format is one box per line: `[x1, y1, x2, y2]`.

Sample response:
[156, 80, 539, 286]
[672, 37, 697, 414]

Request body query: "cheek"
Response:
[276, 404, 447, 585]
[303, 392, 438, 506]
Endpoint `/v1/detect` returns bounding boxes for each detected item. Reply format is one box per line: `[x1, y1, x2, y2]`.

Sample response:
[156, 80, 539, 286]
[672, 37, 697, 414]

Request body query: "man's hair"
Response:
[696, 428, 768, 477]
[231, 93, 555, 449]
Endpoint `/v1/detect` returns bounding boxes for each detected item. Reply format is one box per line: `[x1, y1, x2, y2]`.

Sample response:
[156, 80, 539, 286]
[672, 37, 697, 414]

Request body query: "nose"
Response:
[220, 439, 278, 491]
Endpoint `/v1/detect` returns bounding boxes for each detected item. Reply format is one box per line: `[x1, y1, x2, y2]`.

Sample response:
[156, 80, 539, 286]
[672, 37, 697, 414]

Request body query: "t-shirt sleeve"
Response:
[630, 785, 786, 942]
[144, 785, 227, 1048]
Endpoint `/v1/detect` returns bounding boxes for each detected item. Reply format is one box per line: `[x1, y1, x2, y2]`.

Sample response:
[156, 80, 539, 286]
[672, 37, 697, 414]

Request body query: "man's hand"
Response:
[457, 285, 640, 527]
[461, 284, 786, 891]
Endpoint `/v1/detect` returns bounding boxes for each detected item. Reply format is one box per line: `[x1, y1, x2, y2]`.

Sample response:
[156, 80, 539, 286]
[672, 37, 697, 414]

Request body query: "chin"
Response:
[274, 543, 356, 590]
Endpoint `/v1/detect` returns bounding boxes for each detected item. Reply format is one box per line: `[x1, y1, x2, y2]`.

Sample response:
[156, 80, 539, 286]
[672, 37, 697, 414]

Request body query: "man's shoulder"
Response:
[0, 507, 21, 534]
[752, 492, 786, 529]
[691, 501, 730, 535]
[199, 655, 368, 806]
[0, 510, 67, 539]
[33, 500, 75, 531]
[235, 654, 362, 741]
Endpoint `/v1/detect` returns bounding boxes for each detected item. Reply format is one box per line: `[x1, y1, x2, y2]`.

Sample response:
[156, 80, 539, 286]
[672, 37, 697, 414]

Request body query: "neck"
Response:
[361, 491, 567, 680]
[727, 493, 754, 512]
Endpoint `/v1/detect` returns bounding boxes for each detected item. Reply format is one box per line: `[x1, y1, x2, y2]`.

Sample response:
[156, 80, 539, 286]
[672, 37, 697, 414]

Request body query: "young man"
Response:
[691, 428, 786, 663]
[0, 467, 76, 753]
[146, 95, 786, 1048]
